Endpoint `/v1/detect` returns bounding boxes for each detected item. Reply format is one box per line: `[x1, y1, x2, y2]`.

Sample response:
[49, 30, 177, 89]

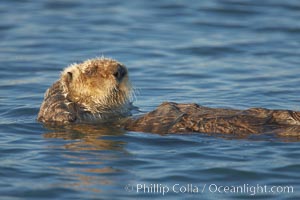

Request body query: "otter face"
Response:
[60, 58, 132, 114]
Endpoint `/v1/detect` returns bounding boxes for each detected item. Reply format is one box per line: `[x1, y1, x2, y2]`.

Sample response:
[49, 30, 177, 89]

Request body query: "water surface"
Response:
[0, 0, 299, 199]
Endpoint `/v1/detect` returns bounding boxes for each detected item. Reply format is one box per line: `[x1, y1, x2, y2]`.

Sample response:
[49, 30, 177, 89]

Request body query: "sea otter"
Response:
[38, 57, 300, 137]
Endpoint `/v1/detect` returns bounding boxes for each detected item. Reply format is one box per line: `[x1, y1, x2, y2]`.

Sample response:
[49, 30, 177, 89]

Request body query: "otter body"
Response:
[38, 58, 300, 137]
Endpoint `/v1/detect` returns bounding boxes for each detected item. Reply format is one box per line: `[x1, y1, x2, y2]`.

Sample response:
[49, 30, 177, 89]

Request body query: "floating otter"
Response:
[38, 57, 300, 137]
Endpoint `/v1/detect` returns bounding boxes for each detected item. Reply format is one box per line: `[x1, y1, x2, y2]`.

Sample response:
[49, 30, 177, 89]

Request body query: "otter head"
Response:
[60, 58, 132, 115]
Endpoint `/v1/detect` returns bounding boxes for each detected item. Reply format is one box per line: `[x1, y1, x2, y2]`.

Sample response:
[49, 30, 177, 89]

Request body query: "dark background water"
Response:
[0, 0, 299, 199]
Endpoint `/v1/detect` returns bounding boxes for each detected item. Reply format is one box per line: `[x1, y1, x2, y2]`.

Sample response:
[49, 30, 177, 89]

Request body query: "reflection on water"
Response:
[44, 124, 126, 151]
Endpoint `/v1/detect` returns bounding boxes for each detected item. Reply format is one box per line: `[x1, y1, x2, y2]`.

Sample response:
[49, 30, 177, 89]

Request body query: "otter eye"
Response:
[113, 71, 120, 79]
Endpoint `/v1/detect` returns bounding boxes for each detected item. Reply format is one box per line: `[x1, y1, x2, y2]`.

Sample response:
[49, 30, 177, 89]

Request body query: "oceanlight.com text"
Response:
[124, 183, 294, 196]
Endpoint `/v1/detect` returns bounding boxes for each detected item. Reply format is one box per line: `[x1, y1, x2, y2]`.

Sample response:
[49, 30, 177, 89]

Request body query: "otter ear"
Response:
[62, 71, 73, 86]
[67, 72, 73, 82]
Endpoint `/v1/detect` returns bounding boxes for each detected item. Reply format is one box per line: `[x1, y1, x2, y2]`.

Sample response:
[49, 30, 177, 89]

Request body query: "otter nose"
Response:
[113, 65, 127, 81]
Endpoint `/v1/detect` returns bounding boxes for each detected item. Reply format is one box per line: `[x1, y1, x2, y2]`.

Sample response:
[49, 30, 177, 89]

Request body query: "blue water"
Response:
[0, 0, 299, 199]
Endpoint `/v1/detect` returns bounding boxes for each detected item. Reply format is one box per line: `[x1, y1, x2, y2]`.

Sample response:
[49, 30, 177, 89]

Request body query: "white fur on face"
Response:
[60, 57, 132, 116]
